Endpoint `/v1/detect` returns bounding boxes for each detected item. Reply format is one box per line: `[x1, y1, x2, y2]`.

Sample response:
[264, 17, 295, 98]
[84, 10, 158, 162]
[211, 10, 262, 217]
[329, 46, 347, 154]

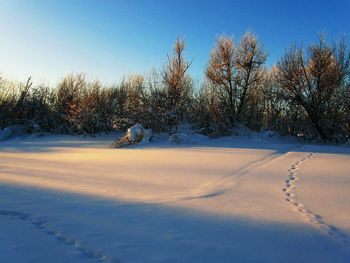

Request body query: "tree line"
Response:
[1, 32, 349, 142]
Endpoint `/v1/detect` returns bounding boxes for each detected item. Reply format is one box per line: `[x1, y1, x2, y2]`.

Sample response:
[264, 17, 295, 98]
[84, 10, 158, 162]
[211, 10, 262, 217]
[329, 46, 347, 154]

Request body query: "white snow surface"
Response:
[0, 132, 350, 262]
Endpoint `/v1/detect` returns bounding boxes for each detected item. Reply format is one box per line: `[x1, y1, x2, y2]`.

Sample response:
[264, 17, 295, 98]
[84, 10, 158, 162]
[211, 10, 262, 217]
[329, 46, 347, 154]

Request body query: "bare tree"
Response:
[162, 38, 193, 131]
[206, 35, 236, 124]
[53, 74, 87, 133]
[114, 74, 147, 130]
[343, 90, 350, 136]
[235, 32, 266, 121]
[193, 80, 224, 131]
[276, 36, 350, 141]
[206, 32, 266, 127]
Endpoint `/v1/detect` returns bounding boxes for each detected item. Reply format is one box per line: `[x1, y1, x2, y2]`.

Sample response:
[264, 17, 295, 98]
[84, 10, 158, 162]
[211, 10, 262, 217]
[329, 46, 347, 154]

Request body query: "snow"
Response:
[139, 128, 153, 145]
[113, 124, 153, 147]
[168, 133, 192, 144]
[0, 132, 350, 262]
[126, 124, 144, 143]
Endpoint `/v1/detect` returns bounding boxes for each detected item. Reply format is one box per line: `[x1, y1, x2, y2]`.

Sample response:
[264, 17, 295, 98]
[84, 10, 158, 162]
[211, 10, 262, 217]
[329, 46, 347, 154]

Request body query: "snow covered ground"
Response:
[0, 132, 350, 262]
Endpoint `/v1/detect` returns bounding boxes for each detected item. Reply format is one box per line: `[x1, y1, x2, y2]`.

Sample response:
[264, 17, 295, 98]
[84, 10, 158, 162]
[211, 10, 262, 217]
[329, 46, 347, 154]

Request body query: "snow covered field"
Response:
[0, 133, 350, 263]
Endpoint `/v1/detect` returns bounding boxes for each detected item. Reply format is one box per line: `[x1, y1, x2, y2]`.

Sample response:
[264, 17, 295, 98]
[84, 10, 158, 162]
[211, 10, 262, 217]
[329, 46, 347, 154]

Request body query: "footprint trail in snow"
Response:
[283, 152, 350, 252]
[0, 209, 121, 263]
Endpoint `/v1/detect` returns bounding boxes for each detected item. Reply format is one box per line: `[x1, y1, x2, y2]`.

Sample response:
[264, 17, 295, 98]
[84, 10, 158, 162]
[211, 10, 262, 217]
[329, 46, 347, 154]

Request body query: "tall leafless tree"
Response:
[276, 36, 350, 141]
[162, 38, 193, 131]
[206, 32, 266, 126]
[235, 32, 266, 121]
[206, 35, 236, 124]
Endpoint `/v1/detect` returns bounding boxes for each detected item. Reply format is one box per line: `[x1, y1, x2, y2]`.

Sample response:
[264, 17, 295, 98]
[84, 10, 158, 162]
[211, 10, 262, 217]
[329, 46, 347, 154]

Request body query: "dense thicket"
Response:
[1, 33, 349, 142]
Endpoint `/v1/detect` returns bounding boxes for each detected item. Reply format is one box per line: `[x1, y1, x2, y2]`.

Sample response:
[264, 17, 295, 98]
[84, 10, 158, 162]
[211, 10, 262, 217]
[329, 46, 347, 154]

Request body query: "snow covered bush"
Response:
[112, 124, 153, 148]
[126, 124, 144, 143]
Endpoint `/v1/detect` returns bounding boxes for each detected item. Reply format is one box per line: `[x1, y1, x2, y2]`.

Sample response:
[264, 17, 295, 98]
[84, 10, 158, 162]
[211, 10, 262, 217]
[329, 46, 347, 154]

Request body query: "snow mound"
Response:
[139, 128, 153, 145]
[260, 129, 276, 138]
[168, 133, 193, 144]
[126, 124, 144, 144]
[112, 124, 153, 148]
[0, 126, 24, 142]
[233, 127, 255, 137]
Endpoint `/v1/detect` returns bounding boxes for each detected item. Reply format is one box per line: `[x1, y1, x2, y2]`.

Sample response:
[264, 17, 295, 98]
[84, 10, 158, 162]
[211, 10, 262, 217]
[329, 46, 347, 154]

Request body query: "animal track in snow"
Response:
[283, 153, 350, 251]
[0, 209, 121, 263]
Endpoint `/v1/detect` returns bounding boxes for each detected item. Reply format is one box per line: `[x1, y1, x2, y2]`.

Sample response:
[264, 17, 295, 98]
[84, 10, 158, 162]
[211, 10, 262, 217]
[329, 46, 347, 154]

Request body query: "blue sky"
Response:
[0, 0, 349, 85]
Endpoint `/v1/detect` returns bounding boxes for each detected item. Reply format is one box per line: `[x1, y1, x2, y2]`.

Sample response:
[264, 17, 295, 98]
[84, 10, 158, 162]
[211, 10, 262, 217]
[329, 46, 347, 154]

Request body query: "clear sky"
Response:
[0, 0, 349, 85]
